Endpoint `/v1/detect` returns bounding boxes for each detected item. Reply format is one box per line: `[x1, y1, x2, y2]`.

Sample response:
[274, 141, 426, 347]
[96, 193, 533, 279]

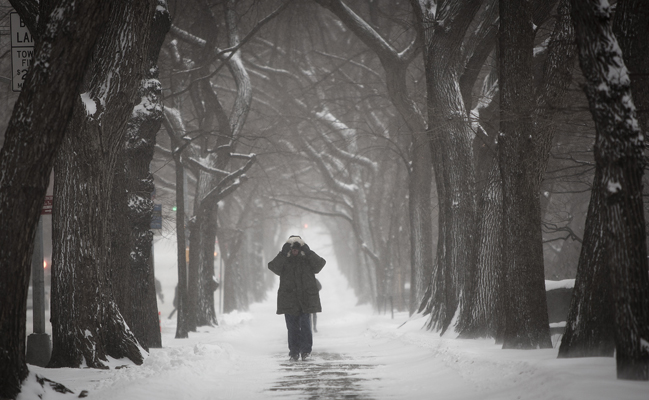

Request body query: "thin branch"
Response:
[269, 197, 353, 224]
[201, 154, 257, 205]
[301, 139, 357, 196]
[542, 221, 583, 243]
[314, 0, 402, 65]
[185, 157, 229, 177]
[166, 0, 293, 92]
[313, 108, 379, 174]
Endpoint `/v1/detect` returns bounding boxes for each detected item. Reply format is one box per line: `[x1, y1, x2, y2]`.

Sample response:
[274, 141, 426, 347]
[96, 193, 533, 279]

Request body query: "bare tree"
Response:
[48, 0, 157, 368]
[560, 0, 649, 380]
[218, 187, 263, 313]
[613, 0, 649, 134]
[314, 0, 433, 315]
[188, 0, 254, 327]
[0, 0, 110, 397]
[110, 0, 171, 350]
[161, 110, 192, 338]
[160, 0, 274, 327]
[245, 6, 412, 307]
[409, 0, 483, 333]
[437, 0, 577, 342]
[498, 0, 552, 349]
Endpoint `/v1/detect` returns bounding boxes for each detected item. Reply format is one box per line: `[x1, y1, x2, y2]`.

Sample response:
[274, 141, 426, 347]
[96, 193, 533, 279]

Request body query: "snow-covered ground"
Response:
[21, 233, 648, 400]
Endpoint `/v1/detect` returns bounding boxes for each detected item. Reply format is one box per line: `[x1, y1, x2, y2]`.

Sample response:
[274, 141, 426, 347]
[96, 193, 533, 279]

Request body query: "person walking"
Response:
[268, 235, 326, 361]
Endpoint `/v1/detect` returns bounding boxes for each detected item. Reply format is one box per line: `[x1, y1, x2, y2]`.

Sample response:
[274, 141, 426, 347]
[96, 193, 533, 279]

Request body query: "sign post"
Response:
[26, 188, 52, 366]
[26, 217, 51, 367]
[10, 13, 34, 92]
[41, 195, 53, 215]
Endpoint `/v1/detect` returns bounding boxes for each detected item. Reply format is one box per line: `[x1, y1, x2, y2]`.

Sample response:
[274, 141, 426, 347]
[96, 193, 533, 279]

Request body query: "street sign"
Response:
[41, 195, 52, 215]
[10, 13, 34, 92]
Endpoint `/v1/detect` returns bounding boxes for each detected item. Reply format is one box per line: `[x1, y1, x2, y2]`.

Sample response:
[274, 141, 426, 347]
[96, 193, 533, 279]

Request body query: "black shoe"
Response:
[301, 352, 310, 361]
[289, 353, 299, 361]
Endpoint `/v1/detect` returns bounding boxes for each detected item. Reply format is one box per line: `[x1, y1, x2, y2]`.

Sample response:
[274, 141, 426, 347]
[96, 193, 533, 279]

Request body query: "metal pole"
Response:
[26, 216, 51, 367]
[219, 256, 224, 315]
[31, 217, 44, 333]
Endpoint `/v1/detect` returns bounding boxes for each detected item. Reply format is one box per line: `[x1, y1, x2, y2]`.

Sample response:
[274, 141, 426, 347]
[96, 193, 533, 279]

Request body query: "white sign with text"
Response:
[10, 13, 34, 92]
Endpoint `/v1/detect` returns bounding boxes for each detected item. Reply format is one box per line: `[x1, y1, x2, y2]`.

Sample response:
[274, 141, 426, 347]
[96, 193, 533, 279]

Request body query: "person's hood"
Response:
[286, 235, 305, 247]
[286, 235, 306, 257]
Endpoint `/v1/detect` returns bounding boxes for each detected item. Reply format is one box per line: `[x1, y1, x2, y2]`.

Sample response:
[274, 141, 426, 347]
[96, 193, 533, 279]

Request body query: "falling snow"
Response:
[21, 236, 648, 400]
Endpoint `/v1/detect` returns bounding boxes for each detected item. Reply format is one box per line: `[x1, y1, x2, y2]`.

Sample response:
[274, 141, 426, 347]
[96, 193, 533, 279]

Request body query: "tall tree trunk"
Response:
[559, 166, 615, 357]
[161, 108, 191, 339]
[0, 1, 110, 397]
[219, 228, 244, 313]
[420, 150, 449, 325]
[173, 149, 190, 339]
[426, 71, 478, 333]
[611, 0, 649, 377]
[110, 0, 170, 351]
[456, 160, 503, 339]
[613, 0, 649, 134]
[182, 0, 252, 326]
[186, 216, 199, 331]
[408, 139, 434, 315]
[199, 208, 219, 324]
[189, 198, 218, 325]
[564, 0, 649, 380]
[530, 0, 577, 187]
[457, 0, 576, 341]
[412, 0, 482, 334]
[456, 65, 501, 339]
[499, 0, 552, 349]
[49, 0, 156, 368]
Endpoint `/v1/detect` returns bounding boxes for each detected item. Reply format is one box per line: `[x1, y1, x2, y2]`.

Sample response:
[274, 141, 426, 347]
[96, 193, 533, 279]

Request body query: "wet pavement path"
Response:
[267, 352, 378, 399]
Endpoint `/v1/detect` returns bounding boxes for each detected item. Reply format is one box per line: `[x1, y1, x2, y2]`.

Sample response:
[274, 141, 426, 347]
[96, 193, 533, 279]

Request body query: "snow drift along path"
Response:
[20, 235, 648, 400]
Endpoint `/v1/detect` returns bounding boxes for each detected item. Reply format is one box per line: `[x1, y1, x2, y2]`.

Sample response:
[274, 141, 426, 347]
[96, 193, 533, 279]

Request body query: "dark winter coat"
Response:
[268, 245, 326, 315]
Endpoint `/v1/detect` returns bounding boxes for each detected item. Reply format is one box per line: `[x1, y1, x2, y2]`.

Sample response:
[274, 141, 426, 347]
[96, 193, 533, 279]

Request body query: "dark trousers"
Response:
[285, 313, 312, 356]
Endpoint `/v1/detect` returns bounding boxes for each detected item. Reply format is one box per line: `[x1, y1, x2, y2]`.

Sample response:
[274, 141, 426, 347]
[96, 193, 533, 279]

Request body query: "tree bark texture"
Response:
[161, 108, 191, 339]
[187, 73, 231, 326]
[567, 0, 649, 380]
[499, 0, 552, 349]
[456, 159, 503, 339]
[426, 70, 479, 333]
[218, 191, 269, 312]
[219, 226, 244, 313]
[612, 0, 649, 134]
[531, 0, 577, 188]
[110, 1, 171, 350]
[409, 132, 434, 315]
[457, 0, 576, 341]
[411, 0, 482, 334]
[457, 65, 501, 339]
[173, 148, 190, 339]
[49, 0, 156, 368]
[189, 198, 219, 325]
[0, 1, 110, 397]
[457, 0, 576, 342]
[559, 166, 615, 358]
